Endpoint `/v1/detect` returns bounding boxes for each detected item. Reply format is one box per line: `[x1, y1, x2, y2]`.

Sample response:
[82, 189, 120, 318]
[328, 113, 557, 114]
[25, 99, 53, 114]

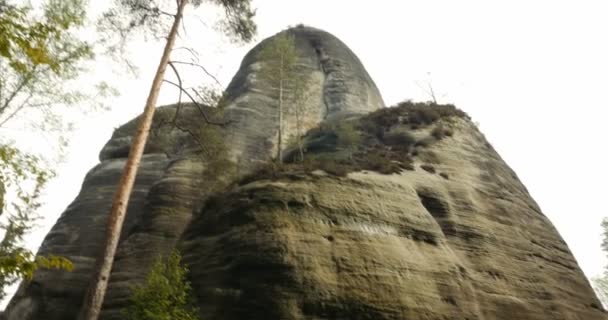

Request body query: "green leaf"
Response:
[123, 250, 199, 320]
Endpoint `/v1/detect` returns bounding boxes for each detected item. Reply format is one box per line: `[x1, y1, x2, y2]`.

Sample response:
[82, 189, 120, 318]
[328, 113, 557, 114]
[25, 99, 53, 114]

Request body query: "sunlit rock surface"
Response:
[182, 113, 606, 319]
[2, 26, 605, 320]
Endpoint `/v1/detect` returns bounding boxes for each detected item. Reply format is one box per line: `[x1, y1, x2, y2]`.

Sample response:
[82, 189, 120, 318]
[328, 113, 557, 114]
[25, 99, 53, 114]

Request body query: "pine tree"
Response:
[257, 33, 310, 163]
[78, 1, 256, 319]
[592, 218, 608, 307]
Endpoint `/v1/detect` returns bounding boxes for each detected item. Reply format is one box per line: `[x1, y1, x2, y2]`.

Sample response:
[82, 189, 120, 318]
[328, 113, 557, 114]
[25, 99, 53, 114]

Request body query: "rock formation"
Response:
[2, 26, 605, 320]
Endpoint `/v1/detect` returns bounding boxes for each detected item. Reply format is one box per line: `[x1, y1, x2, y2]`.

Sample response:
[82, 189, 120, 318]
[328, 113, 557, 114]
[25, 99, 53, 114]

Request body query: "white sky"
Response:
[9, 0, 608, 306]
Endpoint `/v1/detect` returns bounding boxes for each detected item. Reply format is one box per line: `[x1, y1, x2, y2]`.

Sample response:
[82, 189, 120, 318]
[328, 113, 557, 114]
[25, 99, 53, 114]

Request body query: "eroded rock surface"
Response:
[2, 26, 384, 320]
[223, 26, 385, 167]
[181, 110, 606, 320]
[3, 27, 605, 320]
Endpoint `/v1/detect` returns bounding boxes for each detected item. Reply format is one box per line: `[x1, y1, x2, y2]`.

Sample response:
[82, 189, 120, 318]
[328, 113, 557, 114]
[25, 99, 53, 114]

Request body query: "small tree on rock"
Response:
[257, 33, 310, 163]
[79, 1, 256, 319]
[123, 250, 199, 320]
[592, 218, 608, 307]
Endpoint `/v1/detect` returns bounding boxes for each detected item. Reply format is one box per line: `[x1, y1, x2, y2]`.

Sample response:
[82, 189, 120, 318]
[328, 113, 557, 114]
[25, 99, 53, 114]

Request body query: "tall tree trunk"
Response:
[296, 102, 304, 162]
[277, 53, 284, 163]
[77, 1, 188, 319]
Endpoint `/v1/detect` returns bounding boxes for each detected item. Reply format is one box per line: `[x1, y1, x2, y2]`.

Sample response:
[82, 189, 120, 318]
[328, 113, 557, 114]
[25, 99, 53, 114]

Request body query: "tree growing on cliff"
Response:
[0, 0, 96, 299]
[592, 218, 608, 307]
[123, 250, 199, 320]
[335, 121, 361, 160]
[257, 33, 310, 163]
[291, 65, 311, 162]
[78, 1, 256, 319]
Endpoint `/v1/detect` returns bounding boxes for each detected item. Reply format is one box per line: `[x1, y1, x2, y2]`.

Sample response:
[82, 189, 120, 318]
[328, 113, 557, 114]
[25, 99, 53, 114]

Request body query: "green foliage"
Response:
[0, 0, 99, 300]
[257, 33, 299, 83]
[0, 0, 91, 75]
[199, 123, 234, 175]
[0, 0, 107, 149]
[152, 103, 235, 175]
[361, 100, 469, 135]
[257, 32, 311, 162]
[99, 0, 256, 60]
[211, 0, 257, 42]
[257, 32, 310, 104]
[0, 144, 73, 300]
[241, 101, 469, 184]
[335, 122, 361, 159]
[123, 250, 199, 320]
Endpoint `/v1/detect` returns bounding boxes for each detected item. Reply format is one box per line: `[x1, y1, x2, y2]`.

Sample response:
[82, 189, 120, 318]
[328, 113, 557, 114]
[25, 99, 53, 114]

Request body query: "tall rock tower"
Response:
[2, 26, 605, 320]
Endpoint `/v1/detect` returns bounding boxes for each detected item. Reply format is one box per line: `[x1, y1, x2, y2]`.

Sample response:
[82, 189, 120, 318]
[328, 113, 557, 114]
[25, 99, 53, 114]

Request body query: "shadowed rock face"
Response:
[3, 27, 606, 320]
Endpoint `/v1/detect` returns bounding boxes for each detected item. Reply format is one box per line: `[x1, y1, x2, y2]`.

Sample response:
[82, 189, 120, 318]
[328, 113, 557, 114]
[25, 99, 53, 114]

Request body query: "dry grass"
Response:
[240, 101, 468, 183]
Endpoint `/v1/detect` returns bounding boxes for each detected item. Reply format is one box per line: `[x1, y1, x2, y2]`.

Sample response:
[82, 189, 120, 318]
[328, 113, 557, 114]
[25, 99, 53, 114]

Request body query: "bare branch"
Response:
[180, 10, 188, 39]
[415, 80, 438, 104]
[169, 61, 222, 87]
[174, 121, 208, 155]
[131, 2, 176, 17]
[0, 70, 36, 115]
[190, 88, 209, 105]
[427, 83, 437, 104]
[172, 47, 200, 62]
[0, 91, 35, 127]
[162, 79, 230, 126]
[167, 62, 183, 124]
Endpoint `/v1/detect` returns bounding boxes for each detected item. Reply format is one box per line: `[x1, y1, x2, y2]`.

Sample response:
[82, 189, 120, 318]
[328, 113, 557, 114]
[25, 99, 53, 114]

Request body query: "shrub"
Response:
[123, 250, 199, 320]
[382, 131, 416, 147]
[336, 122, 361, 147]
[335, 122, 362, 158]
[360, 101, 468, 143]
[431, 124, 455, 140]
[238, 100, 469, 182]
[431, 125, 446, 140]
[315, 158, 349, 176]
[395, 101, 470, 122]
[407, 107, 440, 125]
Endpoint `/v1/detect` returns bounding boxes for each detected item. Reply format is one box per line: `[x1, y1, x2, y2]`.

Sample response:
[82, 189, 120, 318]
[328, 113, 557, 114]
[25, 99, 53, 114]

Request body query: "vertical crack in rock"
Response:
[311, 37, 330, 119]
[221, 26, 384, 169]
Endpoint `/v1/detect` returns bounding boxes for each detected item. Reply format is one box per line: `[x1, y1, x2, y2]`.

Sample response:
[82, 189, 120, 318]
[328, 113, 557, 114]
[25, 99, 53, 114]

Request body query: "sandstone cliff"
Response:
[3, 26, 605, 320]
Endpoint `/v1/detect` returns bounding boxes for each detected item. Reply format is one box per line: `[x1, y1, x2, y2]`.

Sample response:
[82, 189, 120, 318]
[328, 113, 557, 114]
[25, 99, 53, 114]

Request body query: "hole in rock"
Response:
[417, 191, 450, 219]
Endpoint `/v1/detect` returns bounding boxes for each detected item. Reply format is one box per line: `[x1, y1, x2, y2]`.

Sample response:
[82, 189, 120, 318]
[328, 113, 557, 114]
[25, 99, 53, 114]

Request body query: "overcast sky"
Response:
[9, 0, 608, 306]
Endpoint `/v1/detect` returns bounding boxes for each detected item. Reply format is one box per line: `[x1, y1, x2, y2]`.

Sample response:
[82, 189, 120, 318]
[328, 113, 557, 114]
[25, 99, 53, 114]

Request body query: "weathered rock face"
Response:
[222, 26, 385, 167]
[179, 104, 607, 320]
[3, 27, 606, 320]
[2, 26, 384, 320]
